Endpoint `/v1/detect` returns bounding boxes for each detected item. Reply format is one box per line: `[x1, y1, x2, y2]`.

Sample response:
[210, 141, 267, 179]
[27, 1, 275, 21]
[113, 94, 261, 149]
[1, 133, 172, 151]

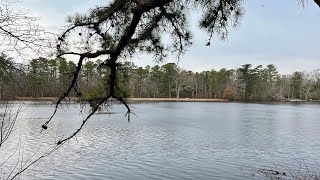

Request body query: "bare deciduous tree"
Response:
[0, 102, 20, 147]
[0, 1, 57, 178]
[0, 0, 54, 58]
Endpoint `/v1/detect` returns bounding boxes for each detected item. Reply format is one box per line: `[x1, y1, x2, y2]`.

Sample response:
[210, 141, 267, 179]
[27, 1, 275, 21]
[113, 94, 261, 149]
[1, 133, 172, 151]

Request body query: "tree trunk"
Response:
[175, 80, 180, 99]
[0, 81, 3, 100]
[168, 80, 171, 98]
[140, 83, 143, 98]
[176, 88, 180, 99]
[195, 84, 198, 98]
[315, 0, 320, 7]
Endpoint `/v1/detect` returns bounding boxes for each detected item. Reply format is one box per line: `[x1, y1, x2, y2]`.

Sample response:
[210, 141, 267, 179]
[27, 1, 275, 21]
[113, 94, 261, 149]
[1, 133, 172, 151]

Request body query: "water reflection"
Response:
[0, 102, 320, 179]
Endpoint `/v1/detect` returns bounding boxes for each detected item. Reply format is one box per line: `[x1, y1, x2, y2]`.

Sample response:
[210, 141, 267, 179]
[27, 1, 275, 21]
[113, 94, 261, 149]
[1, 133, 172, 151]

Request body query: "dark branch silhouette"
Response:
[0, 0, 54, 58]
[46, 0, 320, 145]
[42, 0, 244, 145]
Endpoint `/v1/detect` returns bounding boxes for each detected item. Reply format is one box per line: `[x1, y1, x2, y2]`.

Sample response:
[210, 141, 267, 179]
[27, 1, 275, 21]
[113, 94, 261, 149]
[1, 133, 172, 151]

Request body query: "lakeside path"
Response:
[13, 97, 229, 102]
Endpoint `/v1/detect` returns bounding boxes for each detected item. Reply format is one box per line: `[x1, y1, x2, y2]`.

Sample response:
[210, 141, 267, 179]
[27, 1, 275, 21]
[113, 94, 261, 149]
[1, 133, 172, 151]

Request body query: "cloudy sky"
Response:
[18, 0, 320, 73]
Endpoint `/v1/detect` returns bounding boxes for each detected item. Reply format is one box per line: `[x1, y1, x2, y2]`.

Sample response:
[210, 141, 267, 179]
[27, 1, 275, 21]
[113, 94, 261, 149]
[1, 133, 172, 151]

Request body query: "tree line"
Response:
[1, 54, 320, 101]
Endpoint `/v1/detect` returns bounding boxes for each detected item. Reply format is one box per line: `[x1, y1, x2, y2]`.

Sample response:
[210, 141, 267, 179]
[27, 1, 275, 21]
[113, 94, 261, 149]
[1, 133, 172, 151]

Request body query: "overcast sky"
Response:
[19, 0, 320, 74]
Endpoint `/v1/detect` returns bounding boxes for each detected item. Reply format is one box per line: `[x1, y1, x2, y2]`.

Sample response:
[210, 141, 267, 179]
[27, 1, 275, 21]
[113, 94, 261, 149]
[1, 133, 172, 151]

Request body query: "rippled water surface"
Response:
[1, 102, 320, 179]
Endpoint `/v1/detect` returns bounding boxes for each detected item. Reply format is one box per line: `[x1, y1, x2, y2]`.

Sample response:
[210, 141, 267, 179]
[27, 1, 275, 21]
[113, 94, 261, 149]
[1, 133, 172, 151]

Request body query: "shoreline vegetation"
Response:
[10, 97, 320, 103]
[13, 97, 229, 102]
[1, 56, 320, 103]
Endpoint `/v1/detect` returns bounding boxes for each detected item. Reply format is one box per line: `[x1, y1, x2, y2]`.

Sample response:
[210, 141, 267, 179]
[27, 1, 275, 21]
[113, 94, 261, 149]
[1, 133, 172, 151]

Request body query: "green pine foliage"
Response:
[0, 53, 319, 101]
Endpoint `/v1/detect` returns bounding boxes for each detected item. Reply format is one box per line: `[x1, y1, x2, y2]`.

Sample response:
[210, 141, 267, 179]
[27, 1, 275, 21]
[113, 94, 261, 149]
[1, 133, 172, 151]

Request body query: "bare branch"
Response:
[57, 95, 111, 145]
[0, 0, 54, 58]
[42, 56, 85, 130]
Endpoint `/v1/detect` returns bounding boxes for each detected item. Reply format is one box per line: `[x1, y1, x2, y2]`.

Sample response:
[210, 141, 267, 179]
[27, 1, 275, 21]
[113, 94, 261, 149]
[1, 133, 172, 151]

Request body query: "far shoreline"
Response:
[7, 97, 320, 103]
[12, 97, 229, 102]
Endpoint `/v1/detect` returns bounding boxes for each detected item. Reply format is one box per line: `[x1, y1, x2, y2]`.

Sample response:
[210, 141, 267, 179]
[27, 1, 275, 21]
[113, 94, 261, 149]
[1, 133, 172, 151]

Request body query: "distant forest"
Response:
[1, 54, 320, 101]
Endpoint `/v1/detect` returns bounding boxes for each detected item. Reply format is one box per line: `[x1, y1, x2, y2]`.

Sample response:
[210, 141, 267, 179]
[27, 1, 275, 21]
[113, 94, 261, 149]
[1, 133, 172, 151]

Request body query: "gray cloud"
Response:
[18, 0, 320, 74]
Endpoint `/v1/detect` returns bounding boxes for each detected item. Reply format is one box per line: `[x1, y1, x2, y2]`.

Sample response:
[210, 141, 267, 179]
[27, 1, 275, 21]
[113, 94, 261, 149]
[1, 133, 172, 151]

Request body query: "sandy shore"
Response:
[13, 97, 229, 102]
[127, 98, 229, 102]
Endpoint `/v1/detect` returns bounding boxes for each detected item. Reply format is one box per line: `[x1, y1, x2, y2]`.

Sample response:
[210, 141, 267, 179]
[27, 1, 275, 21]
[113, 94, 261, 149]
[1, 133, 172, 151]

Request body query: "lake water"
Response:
[1, 101, 320, 179]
